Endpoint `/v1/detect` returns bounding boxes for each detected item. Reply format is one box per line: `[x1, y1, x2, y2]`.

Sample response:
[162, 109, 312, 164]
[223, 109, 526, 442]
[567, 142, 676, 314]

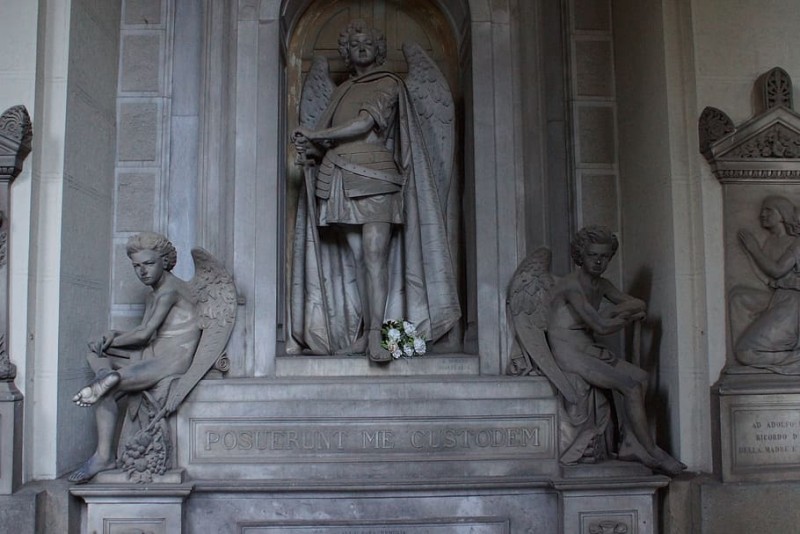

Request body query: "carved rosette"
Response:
[0, 105, 32, 181]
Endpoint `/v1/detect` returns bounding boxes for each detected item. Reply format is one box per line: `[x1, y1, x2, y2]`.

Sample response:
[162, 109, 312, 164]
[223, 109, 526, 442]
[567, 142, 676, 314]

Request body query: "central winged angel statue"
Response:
[289, 19, 460, 362]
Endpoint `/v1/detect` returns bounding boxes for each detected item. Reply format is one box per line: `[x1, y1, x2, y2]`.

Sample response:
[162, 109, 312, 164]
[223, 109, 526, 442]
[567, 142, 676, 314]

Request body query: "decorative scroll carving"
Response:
[758, 67, 793, 112]
[729, 123, 800, 158]
[588, 521, 629, 534]
[699, 106, 735, 157]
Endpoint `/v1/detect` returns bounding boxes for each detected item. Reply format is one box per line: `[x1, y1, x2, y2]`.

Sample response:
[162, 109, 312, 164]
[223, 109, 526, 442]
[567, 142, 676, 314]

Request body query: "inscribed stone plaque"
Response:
[117, 102, 159, 162]
[192, 415, 553, 463]
[720, 392, 800, 481]
[120, 34, 162, 93]
[240, 518, 508, 534]
[577, 106, 616, 165]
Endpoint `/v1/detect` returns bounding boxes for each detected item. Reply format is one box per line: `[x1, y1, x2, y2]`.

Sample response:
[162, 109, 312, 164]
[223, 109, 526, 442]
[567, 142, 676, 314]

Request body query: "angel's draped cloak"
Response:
[289, 70, 461, 353]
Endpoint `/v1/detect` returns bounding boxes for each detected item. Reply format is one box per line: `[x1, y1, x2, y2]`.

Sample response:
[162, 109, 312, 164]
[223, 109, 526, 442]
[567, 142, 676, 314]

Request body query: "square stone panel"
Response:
[580, 173, 618, 229]
[113, 242, 148, 305]
[117, 101, 160, 163]
[573, 0, 611, 32]
[120, 33, 162, 93]
[577, 105, 616, 165]
[116, 172, 156, 231]
[123, 0, 163, 26]
[575, 39, 614, 98]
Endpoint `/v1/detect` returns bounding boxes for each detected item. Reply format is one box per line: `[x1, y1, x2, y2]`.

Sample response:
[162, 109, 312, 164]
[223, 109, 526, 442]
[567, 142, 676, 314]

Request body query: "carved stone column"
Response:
[0, 105, 32, 494]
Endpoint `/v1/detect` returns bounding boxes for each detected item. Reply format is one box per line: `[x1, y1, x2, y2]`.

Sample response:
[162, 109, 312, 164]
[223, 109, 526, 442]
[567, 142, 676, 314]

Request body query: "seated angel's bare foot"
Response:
[335, 335, 367, 355]
[67, 453, 115, 484]
[368, 329, 391, 363]
[72, 372, 120, 406]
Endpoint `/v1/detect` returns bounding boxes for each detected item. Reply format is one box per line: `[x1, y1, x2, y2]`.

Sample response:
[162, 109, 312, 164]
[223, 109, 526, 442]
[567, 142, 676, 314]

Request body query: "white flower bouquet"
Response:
[380, 319, 427, 359]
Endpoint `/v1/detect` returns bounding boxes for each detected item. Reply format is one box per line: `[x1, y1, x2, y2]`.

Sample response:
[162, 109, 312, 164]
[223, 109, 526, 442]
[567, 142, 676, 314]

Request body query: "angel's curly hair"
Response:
[338, 19, 387, 70]
[571, 226, 618, 266]
[126, 232, 177, 271]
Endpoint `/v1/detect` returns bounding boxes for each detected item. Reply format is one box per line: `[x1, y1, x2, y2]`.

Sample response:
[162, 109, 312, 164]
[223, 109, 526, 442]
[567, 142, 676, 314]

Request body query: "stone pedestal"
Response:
[555, 462, 669, 534]
[0, 379, 22, 494]
[716, 370, 800, 482]
[71, 482, 193, 534]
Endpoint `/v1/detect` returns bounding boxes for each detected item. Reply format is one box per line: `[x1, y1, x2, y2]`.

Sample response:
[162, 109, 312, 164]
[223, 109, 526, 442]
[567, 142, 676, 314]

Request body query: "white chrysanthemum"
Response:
[391, 348, 403, 359]
[413, 337, 426, 355]
[403, 344, 414, 357]
[387, 328, 401, 341]
[387, 342, 398, 354]
[403, 321, 416, 334]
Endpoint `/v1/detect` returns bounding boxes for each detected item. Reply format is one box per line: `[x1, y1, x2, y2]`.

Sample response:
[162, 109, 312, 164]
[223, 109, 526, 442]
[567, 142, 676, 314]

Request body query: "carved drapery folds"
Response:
[700, 67, 800, 182]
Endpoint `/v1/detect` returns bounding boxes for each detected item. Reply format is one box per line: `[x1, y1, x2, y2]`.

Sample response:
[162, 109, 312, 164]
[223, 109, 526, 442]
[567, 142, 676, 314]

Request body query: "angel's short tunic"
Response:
[316, 74, 404, 226]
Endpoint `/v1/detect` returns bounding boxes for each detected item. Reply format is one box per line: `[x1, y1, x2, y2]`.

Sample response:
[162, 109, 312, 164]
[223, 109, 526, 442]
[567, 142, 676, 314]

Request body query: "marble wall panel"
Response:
[115, 171, 156, 231]
[117, 101, 160, 163]
[577, 105, 616, 165]
[123, 0, 164, 27]
[120, 33, 162, 93]
[573, 0, 610, 31]
[575, 38, 614, 98]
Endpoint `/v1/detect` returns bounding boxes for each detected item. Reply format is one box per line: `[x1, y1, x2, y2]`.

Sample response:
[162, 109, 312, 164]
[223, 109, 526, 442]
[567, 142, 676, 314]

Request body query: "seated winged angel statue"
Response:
[289, 19, 460, 361]
[507, 226, 686, 476]
[69, 232, 236, 483]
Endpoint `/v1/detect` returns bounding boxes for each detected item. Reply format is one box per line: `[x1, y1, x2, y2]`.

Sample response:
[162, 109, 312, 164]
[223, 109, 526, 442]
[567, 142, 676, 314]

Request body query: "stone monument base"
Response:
[715, 370, 800, 482]
[61, 376, 672, 533]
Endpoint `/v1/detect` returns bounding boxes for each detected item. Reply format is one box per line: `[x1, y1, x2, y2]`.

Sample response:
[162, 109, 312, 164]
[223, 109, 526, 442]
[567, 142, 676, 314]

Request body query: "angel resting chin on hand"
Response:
[289, 19, 460, 362]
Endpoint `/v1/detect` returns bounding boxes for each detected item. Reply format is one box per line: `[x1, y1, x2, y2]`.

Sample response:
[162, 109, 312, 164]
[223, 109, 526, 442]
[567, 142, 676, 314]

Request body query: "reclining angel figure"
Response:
[69, 232, 237, 483]
[289, 19, 461, 362]
[506, 227, 686, 476]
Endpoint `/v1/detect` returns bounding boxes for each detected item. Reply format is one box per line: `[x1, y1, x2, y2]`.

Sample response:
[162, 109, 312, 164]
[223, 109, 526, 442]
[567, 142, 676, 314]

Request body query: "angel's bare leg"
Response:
[114, 354, 193, 391]
[67, 395, 118, 483]
[339, 228, 368, 354]
[363, 222, 392, 362]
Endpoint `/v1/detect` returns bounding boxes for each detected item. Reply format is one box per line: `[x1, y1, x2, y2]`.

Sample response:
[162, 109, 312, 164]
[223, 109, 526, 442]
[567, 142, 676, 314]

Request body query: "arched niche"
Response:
[281, 0, 470, 359]
[233, 0, 526, 376]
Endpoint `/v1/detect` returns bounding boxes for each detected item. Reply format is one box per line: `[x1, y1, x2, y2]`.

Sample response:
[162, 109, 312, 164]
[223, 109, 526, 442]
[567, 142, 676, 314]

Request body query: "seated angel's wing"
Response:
[164, 248, 237, 413]
[300, 56, 335, 129]
[402, 42, 454, 208]
[507, 248, 578, 404]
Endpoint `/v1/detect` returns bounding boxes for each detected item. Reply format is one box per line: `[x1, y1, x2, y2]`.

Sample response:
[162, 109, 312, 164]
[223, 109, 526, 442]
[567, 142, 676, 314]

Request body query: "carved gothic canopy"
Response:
[0, 105, 32, 181]
[700, 67, 800, 183]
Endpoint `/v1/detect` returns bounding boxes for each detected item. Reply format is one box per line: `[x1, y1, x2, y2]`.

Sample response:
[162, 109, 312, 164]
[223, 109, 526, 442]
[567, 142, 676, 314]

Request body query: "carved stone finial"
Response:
[0, 105, 32, 181]
[699, 106, 735, 157]
[757, 67, 793, 112]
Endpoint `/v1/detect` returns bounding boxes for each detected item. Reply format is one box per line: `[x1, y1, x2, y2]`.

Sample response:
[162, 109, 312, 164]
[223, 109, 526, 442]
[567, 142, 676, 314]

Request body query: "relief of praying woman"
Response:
[731, 195, 800, 373]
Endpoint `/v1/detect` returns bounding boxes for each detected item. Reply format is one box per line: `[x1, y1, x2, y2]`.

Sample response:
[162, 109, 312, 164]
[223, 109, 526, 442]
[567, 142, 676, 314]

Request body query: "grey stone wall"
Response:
[57, 0, 121, 475]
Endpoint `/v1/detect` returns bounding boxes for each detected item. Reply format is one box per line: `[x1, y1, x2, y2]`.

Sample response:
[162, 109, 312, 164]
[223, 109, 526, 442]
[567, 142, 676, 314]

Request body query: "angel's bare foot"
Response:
[67, 453, 115, 484]
[335, 335, 367, 355]
[72, 372, 120, 406]
[368, 329, 391, 362]
[651, 447, 687, 476]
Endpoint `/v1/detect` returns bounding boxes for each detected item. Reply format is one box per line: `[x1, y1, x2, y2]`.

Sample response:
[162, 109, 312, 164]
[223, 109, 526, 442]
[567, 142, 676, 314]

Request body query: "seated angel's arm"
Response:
[105, 291, 180, 349]
[563, 288, 627, 336]
[600, 279, 646, 321]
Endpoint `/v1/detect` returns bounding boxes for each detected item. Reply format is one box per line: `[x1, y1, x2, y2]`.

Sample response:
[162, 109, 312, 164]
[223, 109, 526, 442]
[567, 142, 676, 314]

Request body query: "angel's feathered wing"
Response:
[507, 248, 578, 404]
[300, 56, 335, 129]
[164, 248, 237, 413]
[402, 42, 454, 208]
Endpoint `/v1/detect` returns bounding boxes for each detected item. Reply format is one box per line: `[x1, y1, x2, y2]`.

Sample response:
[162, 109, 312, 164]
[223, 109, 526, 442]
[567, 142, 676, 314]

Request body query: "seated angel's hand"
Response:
[89, 330, 118, 354]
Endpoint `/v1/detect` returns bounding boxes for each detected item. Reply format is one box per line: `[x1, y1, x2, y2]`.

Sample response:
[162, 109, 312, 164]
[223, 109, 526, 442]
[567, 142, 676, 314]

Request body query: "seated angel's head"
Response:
[339, 19, 387, 71]
[126, 233, 178, 285]
[571, 226, 618, 271]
